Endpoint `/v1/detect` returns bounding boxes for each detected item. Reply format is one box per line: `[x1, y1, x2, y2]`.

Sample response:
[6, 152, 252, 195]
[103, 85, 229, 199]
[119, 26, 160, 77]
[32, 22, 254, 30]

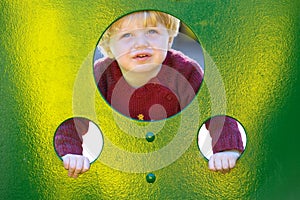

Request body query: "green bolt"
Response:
[145, 132, 155, 142]
[146, 173, 156, 183]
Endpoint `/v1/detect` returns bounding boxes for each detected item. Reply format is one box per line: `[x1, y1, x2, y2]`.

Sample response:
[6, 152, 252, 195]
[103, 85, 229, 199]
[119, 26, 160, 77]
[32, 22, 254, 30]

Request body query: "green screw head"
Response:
[146, 173, 156, 183]
[145, 132, 155, 142]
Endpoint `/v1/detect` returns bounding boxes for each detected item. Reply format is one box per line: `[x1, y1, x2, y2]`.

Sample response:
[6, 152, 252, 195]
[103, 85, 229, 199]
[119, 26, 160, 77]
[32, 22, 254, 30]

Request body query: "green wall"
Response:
[0, 0, 299, 199]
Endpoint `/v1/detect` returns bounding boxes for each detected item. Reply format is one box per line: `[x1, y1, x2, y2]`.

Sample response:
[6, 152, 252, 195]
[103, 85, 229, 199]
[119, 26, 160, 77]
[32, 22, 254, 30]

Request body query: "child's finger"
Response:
[208, 157, 216, 171]
[214, 157, 222, 171]
[74, 158, 84, 175]
[82, 157, 90, 173]
[72, 172, 79, 178]
[221, 158, 229, 170]
[62, 155, 70, 170]
[228, 157, 237, 169]
[68, 157, 77, 177]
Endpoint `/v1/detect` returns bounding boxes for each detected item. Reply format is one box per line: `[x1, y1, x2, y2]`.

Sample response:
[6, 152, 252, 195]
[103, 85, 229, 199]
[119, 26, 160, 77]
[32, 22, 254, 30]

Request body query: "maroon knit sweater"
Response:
[54, 50, 244, 156]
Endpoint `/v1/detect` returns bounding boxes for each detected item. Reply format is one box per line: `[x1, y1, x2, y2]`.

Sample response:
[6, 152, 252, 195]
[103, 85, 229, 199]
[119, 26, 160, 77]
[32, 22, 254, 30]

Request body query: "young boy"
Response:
[54, 11, 244, 178]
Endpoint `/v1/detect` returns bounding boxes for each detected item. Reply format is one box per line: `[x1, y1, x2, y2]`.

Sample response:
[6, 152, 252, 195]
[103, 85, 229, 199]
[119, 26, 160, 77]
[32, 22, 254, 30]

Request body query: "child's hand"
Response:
[208, 150, 241, 173]
[62, 154, 90, 178]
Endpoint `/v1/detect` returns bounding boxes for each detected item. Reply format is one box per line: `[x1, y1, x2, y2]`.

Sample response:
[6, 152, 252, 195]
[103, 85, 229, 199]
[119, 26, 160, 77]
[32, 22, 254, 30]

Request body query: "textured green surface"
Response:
[0, 0, 299, 199]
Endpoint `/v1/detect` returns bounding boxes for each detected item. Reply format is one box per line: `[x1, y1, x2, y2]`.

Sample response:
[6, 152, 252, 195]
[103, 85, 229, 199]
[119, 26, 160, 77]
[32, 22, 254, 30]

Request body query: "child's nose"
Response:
[133, 35, 149, 49]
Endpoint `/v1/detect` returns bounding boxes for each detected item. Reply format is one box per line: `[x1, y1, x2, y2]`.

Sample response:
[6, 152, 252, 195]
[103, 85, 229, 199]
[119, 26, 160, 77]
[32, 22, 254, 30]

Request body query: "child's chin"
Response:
[130, 64, 161, 73]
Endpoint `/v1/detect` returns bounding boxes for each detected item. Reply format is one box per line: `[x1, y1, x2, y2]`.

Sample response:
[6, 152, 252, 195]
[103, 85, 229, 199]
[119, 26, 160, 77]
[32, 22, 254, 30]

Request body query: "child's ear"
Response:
[168, 37, 174, 49]
[99, 41, 114, 58]
[107, 49, 114, 58]
[104, 47, 114, 59]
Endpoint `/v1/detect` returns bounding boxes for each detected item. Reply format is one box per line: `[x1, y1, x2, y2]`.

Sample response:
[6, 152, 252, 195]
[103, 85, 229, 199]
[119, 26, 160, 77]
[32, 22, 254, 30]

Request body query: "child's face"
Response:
[108, 16, 172, 73]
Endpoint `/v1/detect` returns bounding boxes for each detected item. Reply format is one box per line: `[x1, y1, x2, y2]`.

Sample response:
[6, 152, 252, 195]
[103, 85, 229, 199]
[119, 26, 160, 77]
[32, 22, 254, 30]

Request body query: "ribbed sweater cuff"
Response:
[205, 116, 244, 154]
[54, 120, 84, 157]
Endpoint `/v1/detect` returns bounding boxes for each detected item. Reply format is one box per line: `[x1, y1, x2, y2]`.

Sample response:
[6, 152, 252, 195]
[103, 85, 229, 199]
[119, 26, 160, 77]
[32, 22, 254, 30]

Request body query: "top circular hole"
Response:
[93, 10, 205, 121]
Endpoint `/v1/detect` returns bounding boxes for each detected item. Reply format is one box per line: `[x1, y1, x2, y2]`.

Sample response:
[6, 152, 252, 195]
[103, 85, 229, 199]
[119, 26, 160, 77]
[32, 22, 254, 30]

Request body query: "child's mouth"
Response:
[133, 53, 151, 61]
[137, 54, 148, 58]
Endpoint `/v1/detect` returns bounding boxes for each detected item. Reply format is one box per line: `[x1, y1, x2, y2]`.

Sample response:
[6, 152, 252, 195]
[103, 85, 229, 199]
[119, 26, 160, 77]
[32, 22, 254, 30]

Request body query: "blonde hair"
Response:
[99, 11, 180, 58]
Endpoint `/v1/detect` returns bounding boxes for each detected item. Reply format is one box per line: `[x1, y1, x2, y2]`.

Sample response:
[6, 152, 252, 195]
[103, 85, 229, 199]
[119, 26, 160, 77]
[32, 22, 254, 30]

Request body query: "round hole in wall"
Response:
[54, 117, 104, 164]
[93, 10, 205, 121]
[198, 115, 247, 160]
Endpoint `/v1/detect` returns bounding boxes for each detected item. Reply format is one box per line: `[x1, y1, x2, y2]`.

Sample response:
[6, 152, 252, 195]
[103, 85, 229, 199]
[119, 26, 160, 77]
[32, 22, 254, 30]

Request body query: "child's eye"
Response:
[147, 29, 158, 35]
[121, 33, 132, 38]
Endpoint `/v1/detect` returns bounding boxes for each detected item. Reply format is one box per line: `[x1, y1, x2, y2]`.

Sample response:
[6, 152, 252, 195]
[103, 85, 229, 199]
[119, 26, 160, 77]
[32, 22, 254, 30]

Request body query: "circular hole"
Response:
[54, 117, 104, 163]
[198, 116, 247, 160]
[93, 10, 205, 121]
